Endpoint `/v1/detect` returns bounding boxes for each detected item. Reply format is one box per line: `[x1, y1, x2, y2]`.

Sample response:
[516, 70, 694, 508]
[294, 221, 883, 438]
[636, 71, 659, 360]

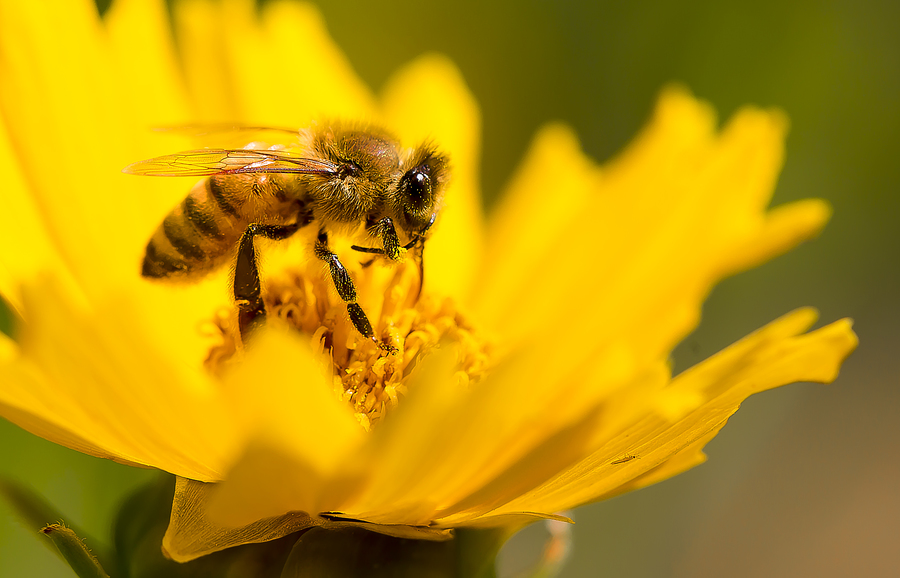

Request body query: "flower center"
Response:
[203, 259, 493, 431]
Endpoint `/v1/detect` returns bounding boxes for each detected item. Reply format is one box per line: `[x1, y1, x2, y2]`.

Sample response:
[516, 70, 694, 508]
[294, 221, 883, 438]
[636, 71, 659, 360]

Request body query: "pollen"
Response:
[203, 260, 493, 431]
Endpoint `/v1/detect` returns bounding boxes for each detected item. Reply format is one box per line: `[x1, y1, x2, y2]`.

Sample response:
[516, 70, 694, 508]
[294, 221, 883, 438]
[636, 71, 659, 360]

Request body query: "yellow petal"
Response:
[256, 0, 376, 123]
[104, 0, 192, 125]
[343, 342, 656, 525]
[0, 1, 120, 284]
[0, 0, 200, 297]
[162, 477, 320, 563]
[175, 0, 375, 124]
[173, 0, 243, 121]
[162, 477, 451, 563]
[475, 123, 598, 333]
[0, 113, 70, 313]
[381, 54, 485, 302]
[492, 309, 857, 515]
[0, 276, 237, 481]
[201, 328, 363, 526]
[481, 87, 828, 378]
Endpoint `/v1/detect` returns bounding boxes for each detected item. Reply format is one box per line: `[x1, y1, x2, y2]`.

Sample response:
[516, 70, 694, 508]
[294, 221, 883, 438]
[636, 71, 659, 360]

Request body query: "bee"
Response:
[124, 124, 450, 344]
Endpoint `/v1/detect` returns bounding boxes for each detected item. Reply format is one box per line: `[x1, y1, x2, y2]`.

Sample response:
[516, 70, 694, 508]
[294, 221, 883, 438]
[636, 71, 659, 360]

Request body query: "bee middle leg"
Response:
[314, 230, 381, 345]
[234, 222, 302, 340]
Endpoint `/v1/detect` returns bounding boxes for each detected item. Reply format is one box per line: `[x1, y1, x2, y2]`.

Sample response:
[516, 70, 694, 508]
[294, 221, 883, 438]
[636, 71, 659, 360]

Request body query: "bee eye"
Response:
[404, 168, 431, 207]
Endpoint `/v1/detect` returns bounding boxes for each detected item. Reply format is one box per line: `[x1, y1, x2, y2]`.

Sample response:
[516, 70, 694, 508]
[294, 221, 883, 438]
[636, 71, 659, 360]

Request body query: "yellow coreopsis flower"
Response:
[0, 0, 857, 568]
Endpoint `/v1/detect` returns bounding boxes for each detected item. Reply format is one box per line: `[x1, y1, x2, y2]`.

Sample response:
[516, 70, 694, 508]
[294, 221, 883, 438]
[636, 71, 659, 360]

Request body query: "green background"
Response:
[2, 0, 898, 576]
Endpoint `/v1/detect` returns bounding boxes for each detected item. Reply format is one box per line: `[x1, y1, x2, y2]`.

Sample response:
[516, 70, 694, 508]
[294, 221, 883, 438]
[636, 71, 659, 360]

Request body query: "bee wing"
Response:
[123, 148, 338, 177]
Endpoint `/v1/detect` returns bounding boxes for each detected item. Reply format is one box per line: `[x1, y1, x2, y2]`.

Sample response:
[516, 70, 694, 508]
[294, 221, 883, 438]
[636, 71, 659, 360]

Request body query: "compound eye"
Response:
[405, 168, 432, 208]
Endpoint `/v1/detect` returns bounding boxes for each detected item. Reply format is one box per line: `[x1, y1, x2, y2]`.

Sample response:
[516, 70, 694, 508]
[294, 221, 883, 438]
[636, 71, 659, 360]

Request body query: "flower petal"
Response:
[0, 114, 70, 313]
[162, 477, 450, 563]
[0, 276, 238, 481]
[341, 342, 659, 526]
[256, 0, 376, 123]
[475, 123, 598, 332]
[105, 0, 192, 125]
[199, 328, 363, 526]
[380, 54, 485, 302]
[491, 309, 857, 515]
[477, 87, 829, 376]
[0, 0, 188, 289]
[162, 476, 319, 563]
[174, 0, 375, 124]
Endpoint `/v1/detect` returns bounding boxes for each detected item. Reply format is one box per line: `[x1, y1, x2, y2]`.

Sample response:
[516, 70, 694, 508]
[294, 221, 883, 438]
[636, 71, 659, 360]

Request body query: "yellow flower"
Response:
[0, 0, 857, 564]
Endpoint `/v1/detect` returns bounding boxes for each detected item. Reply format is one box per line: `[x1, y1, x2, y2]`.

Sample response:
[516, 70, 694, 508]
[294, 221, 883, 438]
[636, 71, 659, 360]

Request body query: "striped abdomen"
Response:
[142, 174, 305, 279]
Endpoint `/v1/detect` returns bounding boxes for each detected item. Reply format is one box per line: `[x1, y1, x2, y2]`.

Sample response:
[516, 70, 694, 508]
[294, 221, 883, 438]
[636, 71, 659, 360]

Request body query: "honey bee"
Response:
[124, 124, 449, 344]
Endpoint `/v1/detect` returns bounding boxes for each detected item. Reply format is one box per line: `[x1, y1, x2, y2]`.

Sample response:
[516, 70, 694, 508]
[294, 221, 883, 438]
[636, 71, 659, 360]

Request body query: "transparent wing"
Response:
[123, 148, 338, 177]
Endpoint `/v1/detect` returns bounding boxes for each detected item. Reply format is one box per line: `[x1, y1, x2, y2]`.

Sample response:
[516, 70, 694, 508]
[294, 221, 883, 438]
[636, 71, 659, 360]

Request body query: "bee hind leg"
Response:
[234, 222, 302, 341]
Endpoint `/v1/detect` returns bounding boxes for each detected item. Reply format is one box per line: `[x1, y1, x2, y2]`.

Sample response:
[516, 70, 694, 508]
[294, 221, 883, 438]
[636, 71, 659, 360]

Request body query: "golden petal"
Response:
[0, 276, 237, 481]
[163, 477, 451, 563]
[341, 343, 657, 525]
[163, 476, 320, 563]
[474, 123, 598, 334]
[491, 309, 857, 515]
[200, 328, 364, 526]
[105, 0, 192, 124]
[173, 0, 244, 121]
[381, 54, 485, 302]
[0, 114, 69, 313]
[0, 0, 203, 295]
[256, 0, 376, 123]
[483, 88, 829, 379]
[175, 0, 375, 125]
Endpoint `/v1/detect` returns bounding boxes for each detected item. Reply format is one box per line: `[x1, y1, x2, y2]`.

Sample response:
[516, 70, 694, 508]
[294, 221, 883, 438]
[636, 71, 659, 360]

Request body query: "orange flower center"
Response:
[204, 258, 493, 431]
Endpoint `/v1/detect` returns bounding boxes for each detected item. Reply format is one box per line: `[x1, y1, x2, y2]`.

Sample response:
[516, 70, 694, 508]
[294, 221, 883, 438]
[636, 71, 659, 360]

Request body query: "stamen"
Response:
[204, 260, 493, 430]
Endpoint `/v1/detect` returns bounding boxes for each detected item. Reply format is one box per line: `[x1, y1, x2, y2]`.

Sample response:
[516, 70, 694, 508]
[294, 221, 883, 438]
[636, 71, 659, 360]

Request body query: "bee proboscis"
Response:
[124, 124, 450, 345]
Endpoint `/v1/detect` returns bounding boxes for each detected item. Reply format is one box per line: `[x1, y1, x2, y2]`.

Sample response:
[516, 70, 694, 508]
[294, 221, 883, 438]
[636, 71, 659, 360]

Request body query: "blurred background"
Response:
[1, 0, 898, 576]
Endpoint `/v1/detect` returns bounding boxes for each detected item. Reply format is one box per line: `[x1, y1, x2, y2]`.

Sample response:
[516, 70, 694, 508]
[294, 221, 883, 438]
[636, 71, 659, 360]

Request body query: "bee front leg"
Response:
[375, 217, 402, 261]
[234, 222, 301, 341]
[315, 230, 385, 347]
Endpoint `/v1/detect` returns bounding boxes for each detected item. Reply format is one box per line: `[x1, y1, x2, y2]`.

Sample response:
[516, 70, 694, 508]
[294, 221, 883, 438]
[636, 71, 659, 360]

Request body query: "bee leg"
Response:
[234, 222, 301, 340]
[315, 230, 389, 348]
[378, 217, 425, 299]
[375, 217, 402, 261]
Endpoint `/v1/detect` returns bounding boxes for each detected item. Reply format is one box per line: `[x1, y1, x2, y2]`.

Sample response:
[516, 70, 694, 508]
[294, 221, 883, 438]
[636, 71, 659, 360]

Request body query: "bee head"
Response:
[395, 146, 449, 235]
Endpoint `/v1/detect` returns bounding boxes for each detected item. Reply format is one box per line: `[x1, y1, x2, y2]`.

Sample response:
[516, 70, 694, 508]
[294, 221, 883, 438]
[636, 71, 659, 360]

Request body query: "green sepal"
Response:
[0, 294, 19, 338]
[0, 479, 113, 576]
[40, 524, 111, 578]
[111, 471, 177, 578]
[454, 527, 517, 578]
[277, 525, 514, 578]
[112, 472, 297, 578]
[280, 526, 455, 578]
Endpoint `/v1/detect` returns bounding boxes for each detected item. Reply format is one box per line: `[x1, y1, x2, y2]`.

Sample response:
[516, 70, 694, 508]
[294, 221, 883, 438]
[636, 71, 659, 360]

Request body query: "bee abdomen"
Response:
[142, 181, 241, 279]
